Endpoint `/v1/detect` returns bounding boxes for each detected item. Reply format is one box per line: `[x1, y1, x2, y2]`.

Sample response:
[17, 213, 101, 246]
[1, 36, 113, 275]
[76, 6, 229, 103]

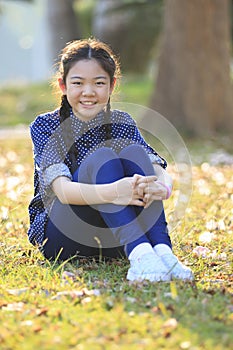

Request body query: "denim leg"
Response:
[77, 147, 150, 254]
[43, 145, 171, 261]
[43, 148, 128, 260]
[44, 198, 103, 260]
[119, 145, 172, 250]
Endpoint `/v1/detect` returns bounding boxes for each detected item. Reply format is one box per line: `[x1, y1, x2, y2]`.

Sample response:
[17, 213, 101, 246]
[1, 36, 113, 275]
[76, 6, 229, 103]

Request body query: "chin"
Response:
[78, 112, 97, 121]
[82, 108, 102, 118]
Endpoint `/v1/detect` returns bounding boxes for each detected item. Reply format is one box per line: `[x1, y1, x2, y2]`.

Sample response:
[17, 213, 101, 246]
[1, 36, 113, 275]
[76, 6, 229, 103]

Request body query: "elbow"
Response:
[52, 177, 71, 205]
[56, 194, 69, 205]
[167, 172, 173, 185]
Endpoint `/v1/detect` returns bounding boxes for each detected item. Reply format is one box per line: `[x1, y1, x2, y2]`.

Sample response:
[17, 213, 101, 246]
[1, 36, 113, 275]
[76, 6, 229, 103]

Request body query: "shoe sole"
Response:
[171, 272, 194, 281]
[127, 270, 171, 282]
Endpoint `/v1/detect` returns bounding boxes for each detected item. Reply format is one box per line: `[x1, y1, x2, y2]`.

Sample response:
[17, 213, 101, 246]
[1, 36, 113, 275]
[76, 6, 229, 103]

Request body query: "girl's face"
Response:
[59, 59, 115, 122]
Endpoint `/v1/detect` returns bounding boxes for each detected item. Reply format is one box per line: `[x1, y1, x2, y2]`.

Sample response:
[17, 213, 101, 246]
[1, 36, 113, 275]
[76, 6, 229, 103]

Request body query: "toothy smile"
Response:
[80, 101, 96, 105]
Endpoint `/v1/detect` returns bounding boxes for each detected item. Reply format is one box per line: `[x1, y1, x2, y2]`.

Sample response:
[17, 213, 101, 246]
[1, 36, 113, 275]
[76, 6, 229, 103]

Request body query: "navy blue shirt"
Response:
[28, 108, 167, 246]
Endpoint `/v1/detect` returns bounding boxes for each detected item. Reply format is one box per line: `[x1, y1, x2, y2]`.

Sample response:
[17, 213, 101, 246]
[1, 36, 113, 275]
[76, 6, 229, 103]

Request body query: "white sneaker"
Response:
[126, 252, 171, 282]
[160, 254, 194, 281]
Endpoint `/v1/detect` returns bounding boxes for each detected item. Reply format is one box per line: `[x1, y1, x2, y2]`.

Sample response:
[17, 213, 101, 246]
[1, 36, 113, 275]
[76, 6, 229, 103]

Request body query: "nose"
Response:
[82, 84, 95, 96]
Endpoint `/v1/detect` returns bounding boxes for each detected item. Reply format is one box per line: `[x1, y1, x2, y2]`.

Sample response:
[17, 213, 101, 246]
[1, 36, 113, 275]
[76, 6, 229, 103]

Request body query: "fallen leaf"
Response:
[163, 318, 178, 329]
[61, 271, 77, 281]
[81, 297, 92, 305]
[21, 320, 34, 327]
[206, 219, 217, 230]
[192, 246, 210, 258]
[180, 341, 191, 349]
[6, 287, 30, 296]
[35, 307, 48, 316]
[0, 300, 8, 308]
[199, 231, 215, 243]
[2, 302, 25, 311]
[51, 288, 100, 300]
[161, 318, 178, 338]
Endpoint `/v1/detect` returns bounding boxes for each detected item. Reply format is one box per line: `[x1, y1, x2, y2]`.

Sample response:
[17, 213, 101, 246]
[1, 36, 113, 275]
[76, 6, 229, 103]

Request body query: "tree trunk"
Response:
[151, 0, 233, 136]
[46, 0, 81, 65]
[92, 0, 162, 73]
[92, 0, 134, 71]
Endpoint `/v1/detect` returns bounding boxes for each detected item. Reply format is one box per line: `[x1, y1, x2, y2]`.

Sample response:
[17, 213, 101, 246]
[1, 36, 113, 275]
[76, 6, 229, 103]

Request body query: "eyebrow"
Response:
[70, 76, 108, 80]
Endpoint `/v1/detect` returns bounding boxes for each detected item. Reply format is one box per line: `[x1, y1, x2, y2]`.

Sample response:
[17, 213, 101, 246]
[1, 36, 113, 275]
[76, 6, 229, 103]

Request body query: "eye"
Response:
[96, 81, 106, 86]
[72, 81, 82, 85]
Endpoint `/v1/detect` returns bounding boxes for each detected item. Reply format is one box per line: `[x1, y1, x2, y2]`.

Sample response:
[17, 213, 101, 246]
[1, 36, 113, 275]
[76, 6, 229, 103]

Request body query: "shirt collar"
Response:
[70, 109, 105, 131]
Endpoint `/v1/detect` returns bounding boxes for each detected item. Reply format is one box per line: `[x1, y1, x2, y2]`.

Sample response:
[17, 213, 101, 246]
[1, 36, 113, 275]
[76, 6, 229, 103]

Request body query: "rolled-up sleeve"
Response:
[43, 162, 72, 187]
[147, 153, 167, 168]
[30, 113, 72, 196]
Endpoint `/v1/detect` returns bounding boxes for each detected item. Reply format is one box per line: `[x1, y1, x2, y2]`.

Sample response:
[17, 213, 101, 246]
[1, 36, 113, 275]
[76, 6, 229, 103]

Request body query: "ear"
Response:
[110, 77, 116, 95]
[58, 78, 67, 94]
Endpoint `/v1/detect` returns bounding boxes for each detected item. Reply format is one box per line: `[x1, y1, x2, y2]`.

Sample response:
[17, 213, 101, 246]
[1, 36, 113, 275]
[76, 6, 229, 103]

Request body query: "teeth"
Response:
[81, 101, 95, 105]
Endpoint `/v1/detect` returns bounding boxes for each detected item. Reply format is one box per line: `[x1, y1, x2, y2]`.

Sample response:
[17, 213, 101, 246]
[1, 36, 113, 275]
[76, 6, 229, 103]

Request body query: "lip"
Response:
[80, 101, 97, 106]
[79, 101, 97, 110]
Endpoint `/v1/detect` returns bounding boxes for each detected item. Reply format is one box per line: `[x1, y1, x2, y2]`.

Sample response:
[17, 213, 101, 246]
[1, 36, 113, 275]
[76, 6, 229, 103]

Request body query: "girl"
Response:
[28, 38, 193, 282]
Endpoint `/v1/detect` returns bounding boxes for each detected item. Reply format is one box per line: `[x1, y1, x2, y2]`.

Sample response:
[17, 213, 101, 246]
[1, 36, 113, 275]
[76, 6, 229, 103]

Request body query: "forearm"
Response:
[153, 164, 173, 187]
[52, 177, 115, 205]
[153, 164, 173, 199]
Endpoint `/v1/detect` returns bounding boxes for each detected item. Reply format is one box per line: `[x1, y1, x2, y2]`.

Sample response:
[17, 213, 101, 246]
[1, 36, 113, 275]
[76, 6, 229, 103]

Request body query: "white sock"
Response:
[153, 244, 173, 257]
[128, 243, 154, 261]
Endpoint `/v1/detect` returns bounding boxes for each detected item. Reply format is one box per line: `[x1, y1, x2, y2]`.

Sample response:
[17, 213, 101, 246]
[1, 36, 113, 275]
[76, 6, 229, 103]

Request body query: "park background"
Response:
[0, 1, 232, 350]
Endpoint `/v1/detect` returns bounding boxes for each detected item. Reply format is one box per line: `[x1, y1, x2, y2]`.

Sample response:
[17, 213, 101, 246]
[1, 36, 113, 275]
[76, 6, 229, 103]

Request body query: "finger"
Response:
[144, 175, 157, 183]
[144, 201, 154, 209]
[151, 196, 163, 201]
[143, 186, 165, 195]
[133, 174, 144, 181]
[133, 188, 144, 197]
[143, 194, 153, 204]
[143, 193, 151, 200]
[144, 193, 162, 202]
[130, 199, 145, 207]
[136, 186, 144, 197]
[136, 175, 157, 184]
[138, 183, 148, 193]
[132, 174, 144, 187]
[141, 182, 155, 193]
[143, 195, 153, 208]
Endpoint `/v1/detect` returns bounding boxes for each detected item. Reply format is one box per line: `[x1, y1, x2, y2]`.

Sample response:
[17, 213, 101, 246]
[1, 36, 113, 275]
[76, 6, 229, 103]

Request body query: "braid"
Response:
[60, 95, 70, 126]
[104, 98, 112, 147]
[59, 95, 78, 174]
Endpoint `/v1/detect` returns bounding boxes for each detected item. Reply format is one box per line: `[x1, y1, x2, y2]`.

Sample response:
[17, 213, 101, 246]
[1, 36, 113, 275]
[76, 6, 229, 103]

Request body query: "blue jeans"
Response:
[43, 145, 171, 261]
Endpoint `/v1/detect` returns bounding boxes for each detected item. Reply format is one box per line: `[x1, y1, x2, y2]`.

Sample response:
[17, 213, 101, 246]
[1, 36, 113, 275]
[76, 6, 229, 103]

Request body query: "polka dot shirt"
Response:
[28, 108, 167, 247]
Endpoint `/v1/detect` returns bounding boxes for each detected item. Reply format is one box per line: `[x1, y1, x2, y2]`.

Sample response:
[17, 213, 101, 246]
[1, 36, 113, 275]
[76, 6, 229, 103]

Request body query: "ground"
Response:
[0, 133, 232, 350]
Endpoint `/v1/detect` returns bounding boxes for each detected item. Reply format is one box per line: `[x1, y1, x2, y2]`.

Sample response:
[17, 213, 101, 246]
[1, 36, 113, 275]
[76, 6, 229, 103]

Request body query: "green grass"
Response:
[0, 83, 57, 127]
[0, 136, 232, 349]
[117, 74, 154, 105]
[0, 75, 153, 127]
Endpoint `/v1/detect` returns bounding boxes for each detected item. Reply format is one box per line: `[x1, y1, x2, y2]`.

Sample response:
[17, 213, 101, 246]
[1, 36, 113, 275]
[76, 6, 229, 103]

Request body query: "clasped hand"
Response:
[112, 174, 168, 208]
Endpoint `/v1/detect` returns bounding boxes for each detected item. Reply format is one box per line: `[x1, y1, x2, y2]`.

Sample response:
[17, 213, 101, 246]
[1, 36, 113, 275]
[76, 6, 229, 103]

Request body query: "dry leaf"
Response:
[2, 302, 25, 311]
[193, 246, 210, 258]
[6, 287, 30, 296]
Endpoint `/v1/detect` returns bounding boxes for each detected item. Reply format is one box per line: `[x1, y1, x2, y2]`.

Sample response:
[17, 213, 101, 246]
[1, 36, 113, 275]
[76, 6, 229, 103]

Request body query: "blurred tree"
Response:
[5, 0, 33, 2]
[151, 0, 233, 136]
[92, 0, 163, 73]
[73, 0, 96, 38]
[46, 0, 81, 65]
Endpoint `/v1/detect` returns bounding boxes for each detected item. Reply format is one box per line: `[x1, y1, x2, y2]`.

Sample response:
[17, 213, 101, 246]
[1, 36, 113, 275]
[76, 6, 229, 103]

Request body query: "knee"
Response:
[95, 147, 123, 182]
[81, 147, 119, 171]
[119, 144, 148, 159]
[119, 145, 154, 176]
[78, 147, 123, 184]
[94, 147, 118, 160]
